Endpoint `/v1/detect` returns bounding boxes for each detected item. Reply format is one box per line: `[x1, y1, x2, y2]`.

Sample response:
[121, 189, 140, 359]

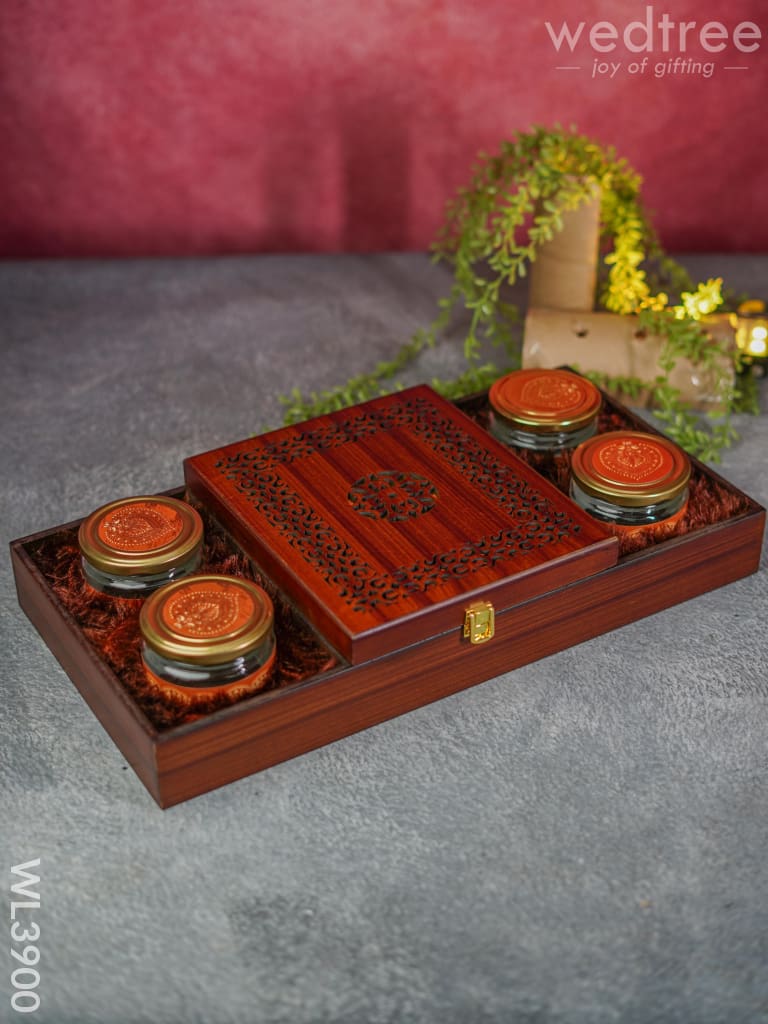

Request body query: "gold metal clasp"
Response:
[463, 601, 495, 645]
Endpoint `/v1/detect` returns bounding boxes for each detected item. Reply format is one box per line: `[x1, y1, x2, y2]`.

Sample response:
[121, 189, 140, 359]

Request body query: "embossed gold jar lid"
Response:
[489, 368, 601, 433]
[140, 575, 274, 665]
[78, 495, 203, 576]
[571, 431, 691, 507]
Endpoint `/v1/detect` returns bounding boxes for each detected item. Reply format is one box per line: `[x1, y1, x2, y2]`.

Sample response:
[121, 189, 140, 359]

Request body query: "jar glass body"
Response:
[488, 368, 601, 452]
[138, 573, 277, 705]
[78, 495, 204, 596]
[569, 478, 689, 529]
[569, 429, 691, 540]
[81, 549, 202, 596]
[490, 414, 598, 451]
[142, 631, 276, 689]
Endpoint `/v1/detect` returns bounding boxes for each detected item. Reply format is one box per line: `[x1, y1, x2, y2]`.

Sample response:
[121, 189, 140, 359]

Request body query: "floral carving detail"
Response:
[166, 587, 239, 637]
[599, 438, 664, 478]
[100, 503, 182, 552]
[520, 375, 584, 411]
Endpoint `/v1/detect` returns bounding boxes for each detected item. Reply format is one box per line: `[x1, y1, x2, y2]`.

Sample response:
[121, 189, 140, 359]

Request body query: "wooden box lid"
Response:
[184, 385, 618, 663]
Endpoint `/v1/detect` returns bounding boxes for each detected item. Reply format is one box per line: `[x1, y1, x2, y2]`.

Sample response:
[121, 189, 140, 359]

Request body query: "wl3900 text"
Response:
[9, 859, 41, 1014]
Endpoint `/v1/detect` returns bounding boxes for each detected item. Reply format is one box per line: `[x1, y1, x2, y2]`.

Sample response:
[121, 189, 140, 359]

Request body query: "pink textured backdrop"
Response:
[0, 0, 765, 257]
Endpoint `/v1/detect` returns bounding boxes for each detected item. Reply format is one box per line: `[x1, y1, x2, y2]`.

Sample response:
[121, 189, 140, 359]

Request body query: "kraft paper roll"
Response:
[522, 308, 735, 411]
[528, 187, 602, 313]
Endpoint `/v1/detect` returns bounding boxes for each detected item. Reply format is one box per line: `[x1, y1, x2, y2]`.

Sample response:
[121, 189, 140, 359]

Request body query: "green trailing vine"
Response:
[280, 124, 753, 461]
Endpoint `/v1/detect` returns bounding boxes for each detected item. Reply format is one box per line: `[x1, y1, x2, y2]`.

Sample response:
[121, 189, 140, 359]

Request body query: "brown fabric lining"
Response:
[28, 508, 338, 731]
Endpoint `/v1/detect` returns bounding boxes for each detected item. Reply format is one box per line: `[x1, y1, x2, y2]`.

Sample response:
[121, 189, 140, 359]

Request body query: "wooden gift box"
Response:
[183, 385, 619, 664]
[10, 385, 766, 808]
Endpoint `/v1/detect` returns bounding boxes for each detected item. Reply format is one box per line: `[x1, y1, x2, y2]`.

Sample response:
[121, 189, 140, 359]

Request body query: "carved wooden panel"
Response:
[185, 386, 618, 661]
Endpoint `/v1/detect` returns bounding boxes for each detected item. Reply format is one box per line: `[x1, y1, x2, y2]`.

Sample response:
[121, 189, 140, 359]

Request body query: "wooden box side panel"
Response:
[154, 507, 764, 807]
[10, 540, 163, 804]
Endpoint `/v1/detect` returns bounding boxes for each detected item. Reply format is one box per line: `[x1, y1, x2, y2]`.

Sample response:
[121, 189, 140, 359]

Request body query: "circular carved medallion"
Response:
[348, 471, 438, 522]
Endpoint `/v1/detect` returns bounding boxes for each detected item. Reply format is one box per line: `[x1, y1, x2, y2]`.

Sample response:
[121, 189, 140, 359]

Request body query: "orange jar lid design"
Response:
[79, 495, 203, 576]
[571, 431, 691, 507]
[489, 369, 601, 433]
[140, 575, 274, 666]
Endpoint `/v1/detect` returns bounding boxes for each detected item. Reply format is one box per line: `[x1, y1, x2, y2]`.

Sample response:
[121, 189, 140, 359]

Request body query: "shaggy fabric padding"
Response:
[27, 507, 338, 730]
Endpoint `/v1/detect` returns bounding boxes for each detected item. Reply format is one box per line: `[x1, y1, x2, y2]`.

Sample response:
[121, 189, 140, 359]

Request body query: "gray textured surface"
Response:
[1, 253, 767, 1024]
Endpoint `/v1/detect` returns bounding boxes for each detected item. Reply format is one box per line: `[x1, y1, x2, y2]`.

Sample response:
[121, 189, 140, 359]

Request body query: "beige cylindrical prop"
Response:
[528, 186, 602, 312]
[522, 308, 735, 411]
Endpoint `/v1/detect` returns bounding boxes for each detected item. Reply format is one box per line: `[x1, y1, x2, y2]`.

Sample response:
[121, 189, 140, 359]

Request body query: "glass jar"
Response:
[570, 430, 690, 536]
[78, 495, 204, 595]
[488, 368, 601, 451]
[139, 574, 277, 705]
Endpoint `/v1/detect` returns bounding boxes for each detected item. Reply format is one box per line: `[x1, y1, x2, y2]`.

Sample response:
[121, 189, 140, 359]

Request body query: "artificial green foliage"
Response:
[280, 125, 751, 460]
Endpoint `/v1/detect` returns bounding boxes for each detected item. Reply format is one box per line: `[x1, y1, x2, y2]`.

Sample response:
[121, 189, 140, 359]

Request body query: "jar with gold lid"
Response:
[78, 495, 204, 595]
[139, 574, 277, 704]
[570, 430, 690, 534]
[488, 368, 602, 451]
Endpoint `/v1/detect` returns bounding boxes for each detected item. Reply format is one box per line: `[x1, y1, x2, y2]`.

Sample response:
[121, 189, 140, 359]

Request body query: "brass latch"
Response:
[463, 600, 495, 645]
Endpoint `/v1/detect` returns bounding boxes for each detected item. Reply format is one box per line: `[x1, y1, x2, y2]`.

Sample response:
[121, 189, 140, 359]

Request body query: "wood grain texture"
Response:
[184, 384, 618, 662]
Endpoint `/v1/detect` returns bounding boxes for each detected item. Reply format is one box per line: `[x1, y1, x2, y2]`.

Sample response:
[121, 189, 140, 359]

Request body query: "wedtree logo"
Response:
[545, 5, 761, 79]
